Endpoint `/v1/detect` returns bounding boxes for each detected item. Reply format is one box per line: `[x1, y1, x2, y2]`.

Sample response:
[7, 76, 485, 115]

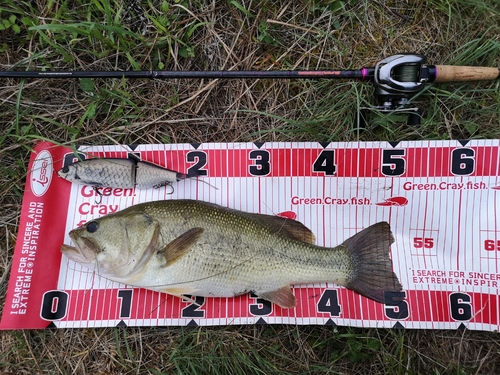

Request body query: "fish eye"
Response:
[86, 221, 99, 233]
[61, 166, 69, 173]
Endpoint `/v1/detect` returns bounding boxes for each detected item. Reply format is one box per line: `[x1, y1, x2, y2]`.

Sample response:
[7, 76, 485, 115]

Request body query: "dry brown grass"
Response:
[1, 326, 500, 374]
[1, 0, 500, 374]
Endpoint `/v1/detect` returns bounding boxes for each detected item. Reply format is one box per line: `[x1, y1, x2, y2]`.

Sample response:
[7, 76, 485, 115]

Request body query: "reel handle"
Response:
[433, 65, 500, 82]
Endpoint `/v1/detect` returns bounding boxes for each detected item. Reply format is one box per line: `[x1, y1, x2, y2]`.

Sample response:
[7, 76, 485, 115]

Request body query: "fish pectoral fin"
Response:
[160, 227, 204, 267]
[256, 286, 297, 309]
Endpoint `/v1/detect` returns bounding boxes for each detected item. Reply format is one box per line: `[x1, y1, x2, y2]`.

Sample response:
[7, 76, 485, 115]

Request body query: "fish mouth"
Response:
[61, 234, 99, 264]
[56, 167, 67, 178]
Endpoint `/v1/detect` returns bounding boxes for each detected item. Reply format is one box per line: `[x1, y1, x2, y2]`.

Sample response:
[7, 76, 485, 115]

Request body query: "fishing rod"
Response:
[2, 54, 499, 125]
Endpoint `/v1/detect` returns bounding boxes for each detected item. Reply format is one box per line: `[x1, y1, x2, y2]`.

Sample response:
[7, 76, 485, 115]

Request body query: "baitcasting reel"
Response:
[372, 54, 431, 126]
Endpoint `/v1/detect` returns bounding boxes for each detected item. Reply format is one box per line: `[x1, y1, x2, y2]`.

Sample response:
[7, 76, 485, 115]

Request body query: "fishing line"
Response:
[142, 255, 258, 290]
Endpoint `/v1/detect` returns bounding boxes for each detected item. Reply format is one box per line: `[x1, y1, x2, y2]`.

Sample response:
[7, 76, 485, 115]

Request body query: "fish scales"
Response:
[143, 201, 349, 294]
[61, 199, 403, 307]
[58, 158, 136, 188]
[135, 161, 179, 188]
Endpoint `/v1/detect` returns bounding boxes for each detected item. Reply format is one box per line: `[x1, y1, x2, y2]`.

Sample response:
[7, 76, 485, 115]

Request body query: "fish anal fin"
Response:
[245, 213, 316, 244]
[342, 221, 404, 304]
[256, 286, 297, 308]
[160, 227, 204, 267]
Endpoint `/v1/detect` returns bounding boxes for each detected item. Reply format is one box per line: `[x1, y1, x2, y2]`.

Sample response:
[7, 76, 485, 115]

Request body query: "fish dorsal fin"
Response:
[256, 286, 297, 308]
[160, 227, 204, 267]
[244, 213, 316, 244]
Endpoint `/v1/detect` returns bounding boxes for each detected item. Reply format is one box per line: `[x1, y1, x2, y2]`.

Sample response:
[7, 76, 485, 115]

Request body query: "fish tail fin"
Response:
[342, 222, 403, 304]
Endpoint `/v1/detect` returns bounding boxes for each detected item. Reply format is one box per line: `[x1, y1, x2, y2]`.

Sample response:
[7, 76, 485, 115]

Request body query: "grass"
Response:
[1, 0, 500, 373]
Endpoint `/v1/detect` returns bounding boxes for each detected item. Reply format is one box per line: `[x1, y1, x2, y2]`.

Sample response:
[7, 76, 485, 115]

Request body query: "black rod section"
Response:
[0, 68, 375, 80]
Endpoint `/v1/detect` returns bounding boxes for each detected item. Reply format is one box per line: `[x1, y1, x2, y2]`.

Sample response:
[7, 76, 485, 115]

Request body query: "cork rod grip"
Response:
[434, 65, 500, 82]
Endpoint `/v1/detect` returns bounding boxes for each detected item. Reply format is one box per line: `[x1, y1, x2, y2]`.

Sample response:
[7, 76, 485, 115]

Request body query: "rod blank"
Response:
[0, 69, 371, 80]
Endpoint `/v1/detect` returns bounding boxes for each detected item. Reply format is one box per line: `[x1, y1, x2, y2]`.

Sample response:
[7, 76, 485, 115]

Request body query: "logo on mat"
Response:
[30, 150, 53, 197]
[375, 196, 408, 207]
[277, 211, 297, 220]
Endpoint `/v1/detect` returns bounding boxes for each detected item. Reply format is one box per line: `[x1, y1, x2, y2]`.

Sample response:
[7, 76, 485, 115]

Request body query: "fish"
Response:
[57, 158, 192, 189]
[61, 199, 403, 308]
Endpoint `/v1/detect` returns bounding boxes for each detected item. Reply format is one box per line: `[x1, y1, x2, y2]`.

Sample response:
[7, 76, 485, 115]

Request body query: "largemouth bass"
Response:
[61, 199, 403, 307]
[58, 158, 192, 189]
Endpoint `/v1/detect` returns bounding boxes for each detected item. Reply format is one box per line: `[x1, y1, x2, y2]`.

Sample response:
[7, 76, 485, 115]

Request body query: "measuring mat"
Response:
[1, 140, 499, 330]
